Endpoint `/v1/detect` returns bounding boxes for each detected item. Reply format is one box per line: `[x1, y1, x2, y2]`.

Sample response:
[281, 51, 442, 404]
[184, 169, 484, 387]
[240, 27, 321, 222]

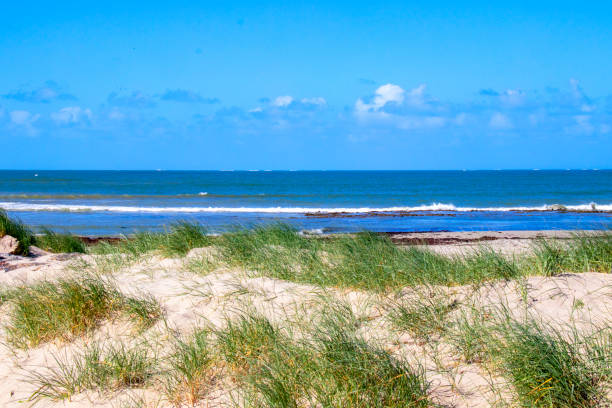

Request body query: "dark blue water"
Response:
[1, 170, 610, 235]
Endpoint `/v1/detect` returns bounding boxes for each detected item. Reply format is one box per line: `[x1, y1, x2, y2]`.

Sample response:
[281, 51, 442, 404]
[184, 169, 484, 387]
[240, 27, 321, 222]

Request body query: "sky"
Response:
[1, 0, 612, 170]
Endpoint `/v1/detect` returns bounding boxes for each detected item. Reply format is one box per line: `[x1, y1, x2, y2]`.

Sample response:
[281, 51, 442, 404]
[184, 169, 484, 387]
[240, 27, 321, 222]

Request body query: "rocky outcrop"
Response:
[0, 235, 20, 255]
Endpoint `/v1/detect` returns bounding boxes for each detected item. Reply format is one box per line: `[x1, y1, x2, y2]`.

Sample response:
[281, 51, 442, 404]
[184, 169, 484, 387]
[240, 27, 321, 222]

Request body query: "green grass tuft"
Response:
[231, 306, 430, 408]
[531, 233, 612, 276]
[163, 221, 211, 256]
[34, 227, 87, 253]
[5, 277, 162, 347]
[448, 308, 611, 406]
[123, 294, 164, 332]
[494, 321, 611, 407]
[0, 209, 34, 255]
[91, 221, 211, 259]
[28, 341, 157, 401]
[165, 328, 216, 406]
[214, 225, 526, 290]
[389, 292, 458, 340]
[216, 312, 284, 376]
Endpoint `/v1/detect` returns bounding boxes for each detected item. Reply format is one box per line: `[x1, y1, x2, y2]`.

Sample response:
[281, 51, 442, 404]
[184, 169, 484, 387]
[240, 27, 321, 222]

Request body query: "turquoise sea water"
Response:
[1, 170, 611, 235]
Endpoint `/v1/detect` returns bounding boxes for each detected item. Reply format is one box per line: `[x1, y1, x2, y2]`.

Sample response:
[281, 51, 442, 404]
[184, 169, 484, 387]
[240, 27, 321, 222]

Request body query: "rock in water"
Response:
[549, 204, 567, 211]
[0, 235, 20, 254]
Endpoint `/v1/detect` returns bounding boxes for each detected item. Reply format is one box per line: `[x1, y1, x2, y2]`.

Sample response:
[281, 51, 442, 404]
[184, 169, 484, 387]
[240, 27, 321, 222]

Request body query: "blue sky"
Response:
[1, 1, 611, 169]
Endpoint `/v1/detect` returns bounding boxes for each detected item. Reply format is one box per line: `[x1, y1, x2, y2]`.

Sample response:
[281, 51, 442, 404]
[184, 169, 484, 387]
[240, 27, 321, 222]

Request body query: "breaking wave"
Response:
[1, 202, 611, 214]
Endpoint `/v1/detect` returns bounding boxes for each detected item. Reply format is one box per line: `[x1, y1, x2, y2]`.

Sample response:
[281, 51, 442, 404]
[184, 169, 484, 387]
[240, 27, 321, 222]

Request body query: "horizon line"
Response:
[0, 168, 610, 172]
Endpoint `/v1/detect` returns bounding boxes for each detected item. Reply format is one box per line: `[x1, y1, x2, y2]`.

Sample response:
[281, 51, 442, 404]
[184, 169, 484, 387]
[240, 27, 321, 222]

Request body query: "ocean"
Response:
[1, 170, 611, 235]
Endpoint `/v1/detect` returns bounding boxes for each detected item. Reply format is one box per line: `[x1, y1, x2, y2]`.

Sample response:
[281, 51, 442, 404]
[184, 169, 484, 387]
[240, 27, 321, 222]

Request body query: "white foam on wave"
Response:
[1, 202, 611, 214]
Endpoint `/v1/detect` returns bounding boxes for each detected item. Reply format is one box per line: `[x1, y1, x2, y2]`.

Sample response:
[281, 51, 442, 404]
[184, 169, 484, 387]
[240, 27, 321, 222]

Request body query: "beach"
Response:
[1, 223, 610, 407]
[4, 1, 612, 406]
[1, 171, 611, 407]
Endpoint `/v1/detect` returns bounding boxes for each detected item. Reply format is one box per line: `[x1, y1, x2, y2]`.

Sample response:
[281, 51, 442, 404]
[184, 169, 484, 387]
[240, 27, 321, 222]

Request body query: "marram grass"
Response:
[85, 222, 612, 290]
[34, 227, 87, 253]
[164, 328, 217, 406]
[206, 224, 611, 290]
[91, 221, 211, 258]
[28, 341, 157, 401]
[4, 277, 163, 347]
[223, 307, 431, 408]
[448, 307, 612, 407]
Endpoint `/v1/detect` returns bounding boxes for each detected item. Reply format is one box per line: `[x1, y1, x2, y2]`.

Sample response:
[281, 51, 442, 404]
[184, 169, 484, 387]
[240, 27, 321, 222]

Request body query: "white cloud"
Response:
[300, 97, 326, 106]
[572, 115, 594, 134]
[356, 83, 405, 113]
[372, 84, 405, 109]
[489, 112, 512, 129]
[51, 106, 92, 124]
[405, 84, 427, 107]
[10, 110, 39, 125]
[272, 96, 294, 107]
[355, 83, 430, 116]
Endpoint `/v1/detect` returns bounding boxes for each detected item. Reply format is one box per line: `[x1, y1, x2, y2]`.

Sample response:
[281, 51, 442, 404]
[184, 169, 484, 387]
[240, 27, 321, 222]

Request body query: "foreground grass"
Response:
[5, 277, 162, 347]
[165, 329, 217, 406]
[218, 307, 431, 408]
[497, 323, 611, 407]
[448, 308, 612, 407]
[389, 290, 458, 340]
[29, 341, 157, 401]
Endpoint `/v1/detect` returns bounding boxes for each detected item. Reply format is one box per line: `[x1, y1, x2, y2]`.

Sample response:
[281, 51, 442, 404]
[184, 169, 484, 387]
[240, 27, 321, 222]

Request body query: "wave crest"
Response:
[1, 202, 611, 214]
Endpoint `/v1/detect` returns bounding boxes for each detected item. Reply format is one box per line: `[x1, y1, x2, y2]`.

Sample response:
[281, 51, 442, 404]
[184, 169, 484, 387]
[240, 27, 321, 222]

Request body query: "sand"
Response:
[0, 231, 610, 407]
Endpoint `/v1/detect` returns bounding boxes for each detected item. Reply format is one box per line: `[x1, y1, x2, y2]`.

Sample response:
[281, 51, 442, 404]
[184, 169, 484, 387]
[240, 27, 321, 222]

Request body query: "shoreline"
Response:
[67, 229, 608, 245]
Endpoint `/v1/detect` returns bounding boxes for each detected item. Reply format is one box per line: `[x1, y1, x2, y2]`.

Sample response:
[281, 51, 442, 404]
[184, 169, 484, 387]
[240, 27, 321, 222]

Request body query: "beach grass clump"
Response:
[0, 209, 34, 255]
[217, 223, 321, 278]
[91, 221, 211, 258]
[448, 307, 611, 406]
[492, 320, 611, 407]
[5, 277, 162, 347]
[389, 293, 458, 340]
[531, 232, 612, 276]
[163, 221, 212, 256]
[216, 312, 285, 376]
[448, 309, 491, 364]
[214, 312, 309, 406]
[233, 305, 430, 408]
[34, 227, 87, 253]
[304, 303, 430, 407]
[29, 341, 157, 401]
[214, 225, 529, 291]
[165, 329, 217, 406]
[123, 294, 164, 332]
